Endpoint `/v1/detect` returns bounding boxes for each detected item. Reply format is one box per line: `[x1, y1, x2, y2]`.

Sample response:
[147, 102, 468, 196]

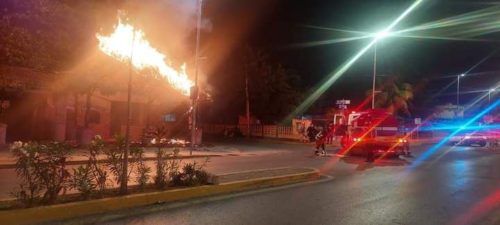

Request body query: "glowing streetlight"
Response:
[372, 30, 392, 109]
[374, 30, 390, 40]
[285, 0, 423, 120]
[457, 73, 465, 106]
[489, 88, 496, 104]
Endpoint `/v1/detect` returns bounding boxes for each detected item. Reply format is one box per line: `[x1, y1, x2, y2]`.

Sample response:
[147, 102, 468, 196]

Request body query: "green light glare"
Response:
[391, 34, 498, 42]
[395, 5, 500, 35]
[464, 81, 500, 111]
[385, 0, 424, 31]
[284, 40, 376, 122]
[297, 3, 500, 48]
[283, 0, 424, 122]
[299, 24, 369, 35]
[287, 35, 371, 48]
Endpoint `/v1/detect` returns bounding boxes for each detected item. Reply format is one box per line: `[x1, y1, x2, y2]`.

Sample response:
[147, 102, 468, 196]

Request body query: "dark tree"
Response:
[366, 75, 414, 117]
[0, 0, 118, 72]
[208, 46, 302, 124]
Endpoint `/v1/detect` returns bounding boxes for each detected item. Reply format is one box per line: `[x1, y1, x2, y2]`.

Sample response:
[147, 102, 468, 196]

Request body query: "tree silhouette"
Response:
[367, 75, 413, 117]
[242, 46, 302, 123]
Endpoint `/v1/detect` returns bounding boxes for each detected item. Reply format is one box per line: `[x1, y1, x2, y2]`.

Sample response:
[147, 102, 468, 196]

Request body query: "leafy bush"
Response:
[10, 141, 72, 205]
[87, 135, 108, 195]
[154, 148, 168, 189]
[10, 141, 43, 206]
[9, 136, 211, 207]
[172, 158, 210, 187]
[71, 165, 95, 200]
[155, 148, 183, 189]
[131, 147, 150, 190]
[104, 135, 128, 186]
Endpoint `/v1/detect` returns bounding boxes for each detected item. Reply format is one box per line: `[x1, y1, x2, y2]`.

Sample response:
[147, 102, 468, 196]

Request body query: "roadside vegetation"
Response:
[5, 135, 210, 209]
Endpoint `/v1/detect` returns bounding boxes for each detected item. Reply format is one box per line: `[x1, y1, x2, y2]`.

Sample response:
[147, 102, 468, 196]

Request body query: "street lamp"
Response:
[489, 88, 496, 104]
[372, 30, 391, 109]
[190, 0, 203, 154]
[375, 30, 390, 40]
[457, 73, 465, 106]
[121, 26, 136, 195]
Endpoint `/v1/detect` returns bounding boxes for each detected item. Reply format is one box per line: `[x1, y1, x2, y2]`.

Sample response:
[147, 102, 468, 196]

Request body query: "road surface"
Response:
[56, 141, 500, 225]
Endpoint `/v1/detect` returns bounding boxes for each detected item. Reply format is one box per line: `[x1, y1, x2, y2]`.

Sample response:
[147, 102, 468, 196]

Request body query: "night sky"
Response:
[205, 0, 500, 113]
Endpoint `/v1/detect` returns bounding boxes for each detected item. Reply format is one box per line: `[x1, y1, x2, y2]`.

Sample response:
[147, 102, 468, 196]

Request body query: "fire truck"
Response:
[334, 109, 410, 157]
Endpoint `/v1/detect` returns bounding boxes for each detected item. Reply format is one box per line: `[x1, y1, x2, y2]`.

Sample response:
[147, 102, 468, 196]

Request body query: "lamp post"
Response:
[457, 73, 465, 106]
[489, 88, 496, 104]
[372, 30, 389, 109]
[120, 27, 136, 195]
[372, 42, 377, 109]
[190, 0, 203, 154]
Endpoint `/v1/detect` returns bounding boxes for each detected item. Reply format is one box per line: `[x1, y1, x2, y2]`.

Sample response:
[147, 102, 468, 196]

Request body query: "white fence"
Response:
[202, 124, 337, 144]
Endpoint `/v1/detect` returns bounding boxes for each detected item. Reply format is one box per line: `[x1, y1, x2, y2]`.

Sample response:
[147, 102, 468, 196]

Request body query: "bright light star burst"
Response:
[285, 0, 424, 121]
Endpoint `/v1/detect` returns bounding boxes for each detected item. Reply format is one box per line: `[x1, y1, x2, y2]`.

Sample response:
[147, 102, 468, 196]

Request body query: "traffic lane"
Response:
[203, 143, 498, 178]
[106, 146, 500, 225]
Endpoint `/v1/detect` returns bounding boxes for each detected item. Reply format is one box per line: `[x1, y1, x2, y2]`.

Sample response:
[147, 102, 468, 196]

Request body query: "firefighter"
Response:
[306, 125, 317, 142]
[315, 127, 327, 156]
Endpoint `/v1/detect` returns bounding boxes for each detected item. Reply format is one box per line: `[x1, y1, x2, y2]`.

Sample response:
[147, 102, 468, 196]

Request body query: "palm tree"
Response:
[367, 76, 413, 117]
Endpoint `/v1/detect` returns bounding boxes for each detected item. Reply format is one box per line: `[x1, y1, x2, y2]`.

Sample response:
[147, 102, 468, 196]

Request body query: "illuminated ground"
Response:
[55, 140, 500, 225]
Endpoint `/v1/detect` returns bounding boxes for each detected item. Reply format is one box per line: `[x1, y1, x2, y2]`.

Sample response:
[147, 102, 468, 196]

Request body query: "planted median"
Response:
[0, 135, 320, 225]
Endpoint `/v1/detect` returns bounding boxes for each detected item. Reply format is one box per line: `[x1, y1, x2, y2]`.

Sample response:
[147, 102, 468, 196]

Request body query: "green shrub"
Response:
[10, 141, 72, 205]
[10, 141, 43, 206]
[154, 148, 167, 189]
[104, 135, 128, 186]
[131, 147, 150, 190]
[172, 159, 210, 187]
[71, 165, 95, 200]
[87, 135, 108, 195]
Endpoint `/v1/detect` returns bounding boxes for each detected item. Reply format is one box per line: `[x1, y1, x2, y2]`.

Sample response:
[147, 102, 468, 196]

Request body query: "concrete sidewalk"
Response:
[0, 140, 297, 169]
[0, 145, 243, 169]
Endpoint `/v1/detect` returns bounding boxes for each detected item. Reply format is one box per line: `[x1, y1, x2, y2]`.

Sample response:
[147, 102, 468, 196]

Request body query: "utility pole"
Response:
[489, 89, 496, 104]
[245, 64, 250, 138]
[457, 75, 460, 106]
[457, 74, 464, 106]
[120, 28, 136, 195]
[190, 0, 203, 155]
[372, 43, 377, 109]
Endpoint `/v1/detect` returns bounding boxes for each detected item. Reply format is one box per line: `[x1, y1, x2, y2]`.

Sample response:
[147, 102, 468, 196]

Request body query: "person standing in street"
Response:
[315, 127, 327, 156]
[307, 124, 317, 143]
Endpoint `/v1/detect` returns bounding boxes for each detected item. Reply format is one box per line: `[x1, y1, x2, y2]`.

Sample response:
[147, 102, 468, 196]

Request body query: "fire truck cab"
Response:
[336, 109, 410, 157]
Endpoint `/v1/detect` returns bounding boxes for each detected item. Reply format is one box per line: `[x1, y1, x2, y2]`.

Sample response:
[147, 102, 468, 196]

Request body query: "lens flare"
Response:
[287, 36, 371, 48]
[396, 5, 500, 37]
[284, 0, 423, 121]
[410, 100, 500, 168]
[451, 189, 500, 225]
[96, 18, 193, 96]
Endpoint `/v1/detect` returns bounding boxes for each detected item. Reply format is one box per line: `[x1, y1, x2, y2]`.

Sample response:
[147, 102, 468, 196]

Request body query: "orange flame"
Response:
[96, 19, 193, 96]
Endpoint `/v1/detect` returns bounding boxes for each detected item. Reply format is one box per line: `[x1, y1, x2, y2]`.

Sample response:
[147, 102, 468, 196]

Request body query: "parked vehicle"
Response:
[450, 132, 488, 147]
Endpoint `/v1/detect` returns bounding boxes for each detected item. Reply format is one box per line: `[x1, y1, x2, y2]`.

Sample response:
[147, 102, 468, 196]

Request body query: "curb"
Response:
[0, 169, 319, 225]
[0, 154, 222, 170]
[410, 141, 437, 146]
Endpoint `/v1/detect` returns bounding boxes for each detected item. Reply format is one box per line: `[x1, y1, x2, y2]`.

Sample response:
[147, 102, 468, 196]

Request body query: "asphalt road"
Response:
[66, 141, 500, 225]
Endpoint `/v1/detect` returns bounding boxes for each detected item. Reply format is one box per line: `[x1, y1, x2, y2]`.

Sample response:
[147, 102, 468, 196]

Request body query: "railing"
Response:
[202, 124, 338, 144]
[202, 123, 436, 144]
[202, 124, 298, 139]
